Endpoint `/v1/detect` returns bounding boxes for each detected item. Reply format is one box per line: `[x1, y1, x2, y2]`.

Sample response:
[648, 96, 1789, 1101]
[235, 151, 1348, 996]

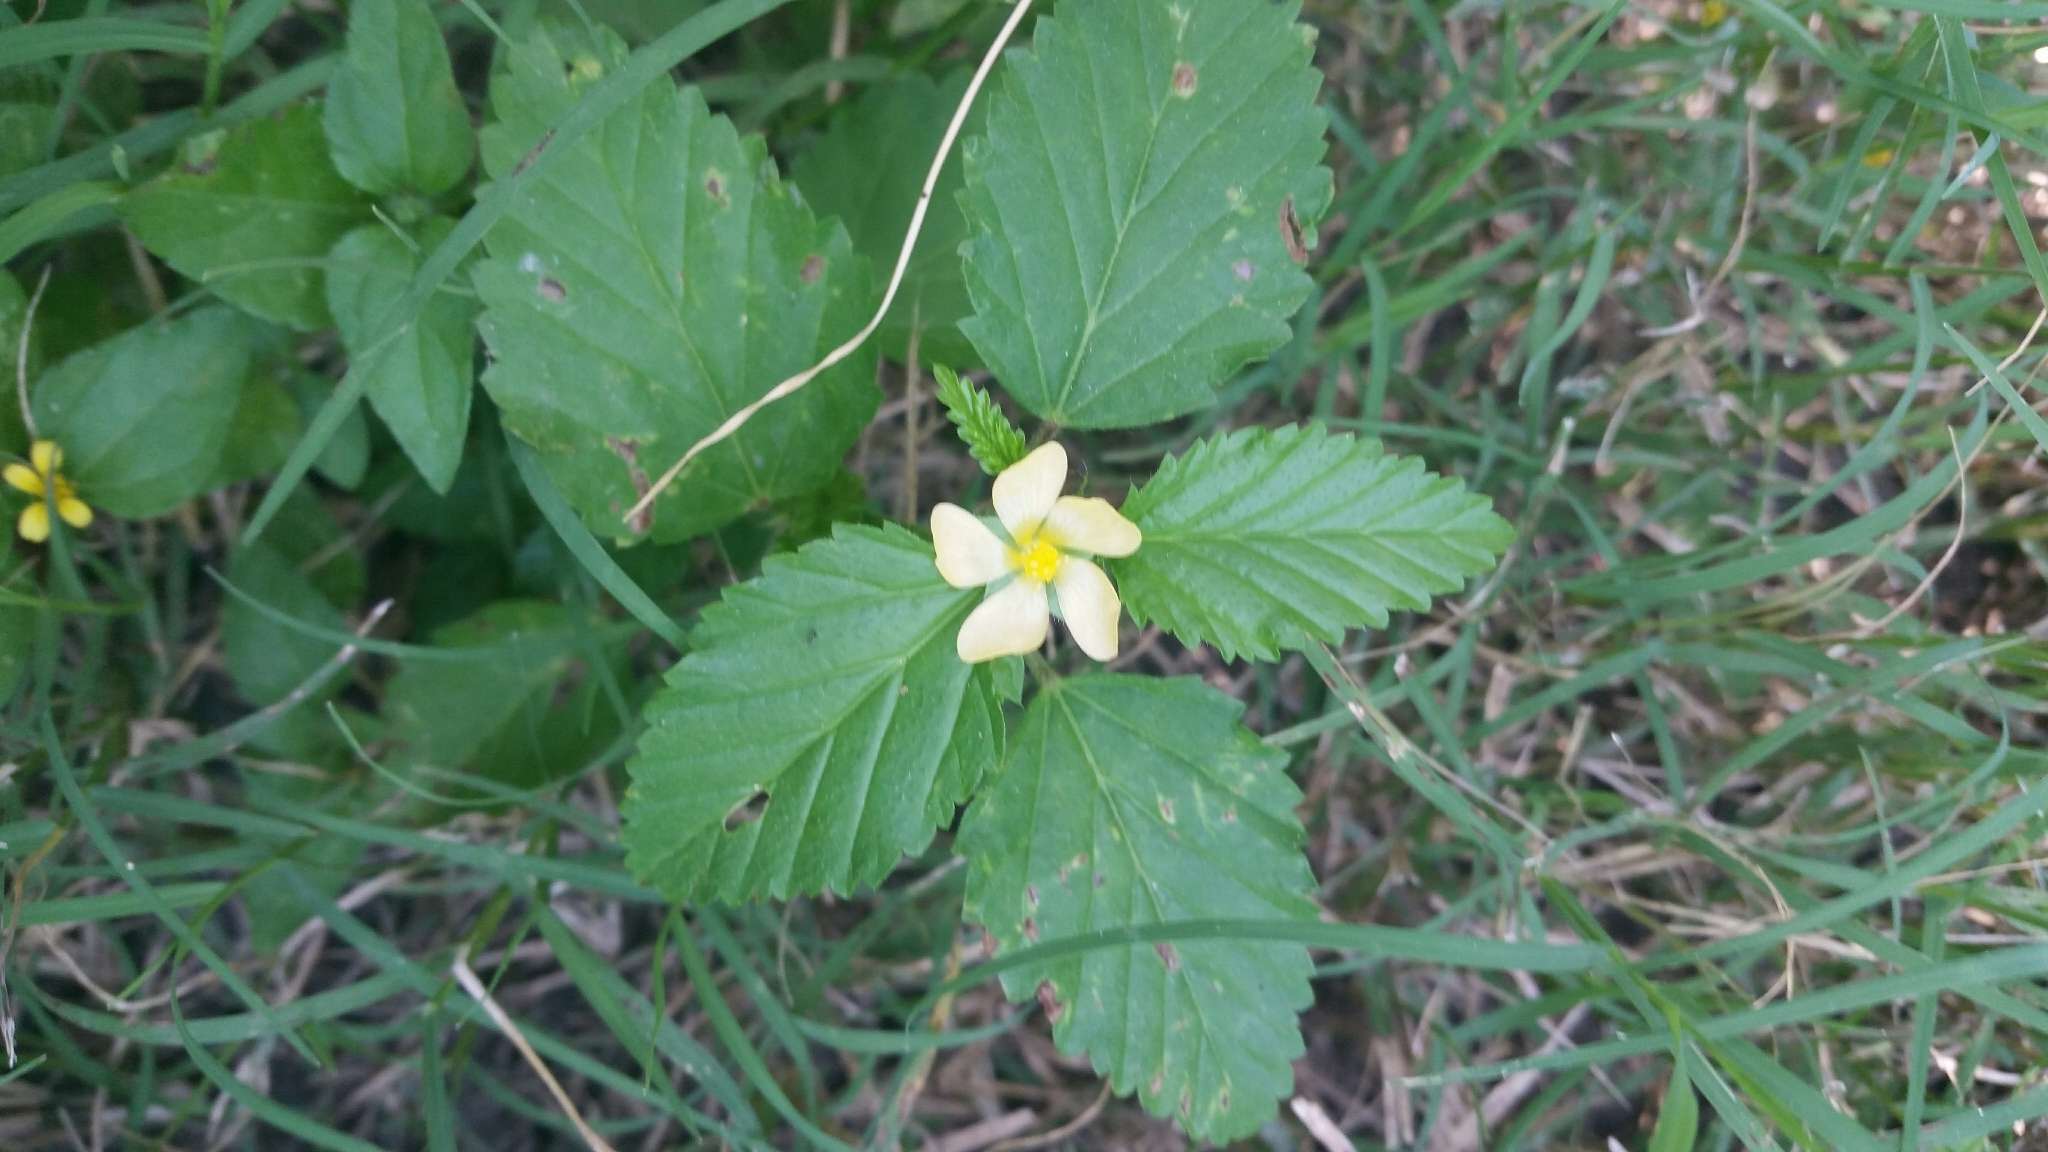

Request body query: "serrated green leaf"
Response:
[1112, 424, 1512, 661]
[932, 364, 1026, 474]
[121, 106, 369, 331]
[33, 307, 260, 518]
[385, 600, 625, 790]
[624, 523, 1008, 904]
[323, 0, 475, 198]
[959, 0, 1331, 428]
[327, 220, 477, 493]
[474, 25, 878, 545]
[958, 674, 1315, 1143]
[792, 72, 976, 366]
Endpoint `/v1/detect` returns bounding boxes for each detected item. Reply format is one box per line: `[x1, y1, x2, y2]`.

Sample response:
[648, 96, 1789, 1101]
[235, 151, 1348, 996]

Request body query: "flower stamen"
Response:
[1015, 536, 1062, 584]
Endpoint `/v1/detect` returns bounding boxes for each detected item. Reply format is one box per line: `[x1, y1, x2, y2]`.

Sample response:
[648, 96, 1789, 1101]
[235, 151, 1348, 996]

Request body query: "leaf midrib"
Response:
[1044, 20, 1171, 420]
[1048, 688, 1235, 1109]
[1044, 1, 1267, 422]
[640, 591, 977, 886]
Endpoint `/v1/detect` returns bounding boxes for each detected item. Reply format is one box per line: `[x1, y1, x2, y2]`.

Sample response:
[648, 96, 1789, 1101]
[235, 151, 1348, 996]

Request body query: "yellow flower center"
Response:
[1014, 537, 1062, 584]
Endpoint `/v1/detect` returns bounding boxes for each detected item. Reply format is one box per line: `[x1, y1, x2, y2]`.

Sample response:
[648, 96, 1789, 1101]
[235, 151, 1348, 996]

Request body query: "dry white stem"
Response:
[826, 0, 851, 104]
[1963, 306, 2047, 398]
[219, 599, 394, 757]
[16, 265, 49, 443]
[1851, 431, 1969, 638]
[451, 946, 620, 1152]
[624, 0, 1038, 532]
[277, 864, 417, 962]
[988, 1084, 1112, 1152]
[930, 1109, 1038, 1152]
[1291, 1097, 1357, 1152]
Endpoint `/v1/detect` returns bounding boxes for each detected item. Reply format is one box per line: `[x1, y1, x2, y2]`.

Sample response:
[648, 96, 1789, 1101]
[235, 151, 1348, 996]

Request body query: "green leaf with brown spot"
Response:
[474, 24, 877, 545]
[959, 0, 1332, 427]
[122, 106, 369, 331]
[957, 674, 1315, 1142]
[624, 524, 1011, 903]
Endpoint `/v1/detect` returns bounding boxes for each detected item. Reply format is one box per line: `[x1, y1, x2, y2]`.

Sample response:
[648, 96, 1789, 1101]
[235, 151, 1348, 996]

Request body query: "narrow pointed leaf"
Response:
[324, 0, 476, 198]
[624, 524, 1010, 903]
[959, 0, 1331, 427]
[958, 674, 1315, 1143]
[327, 220, 477, 493]
[932, 364, 1027, 475]
[1112, 424, 1513, 661]
[474, 25, 877, 544]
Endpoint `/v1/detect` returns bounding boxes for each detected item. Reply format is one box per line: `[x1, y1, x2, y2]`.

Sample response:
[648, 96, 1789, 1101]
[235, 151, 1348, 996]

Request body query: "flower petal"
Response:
[993, 441, 1066, 539]
[30, 440, 61, 477]
[1053, 557, 1123, 662]
[956, 576, 1050, 664]
[17, 501, 49, 544]
[931, 503, 1010, 588]
[1045, 496, 1142, 558]
[58, 497, 93, 530]
[3, 463, 42, 497]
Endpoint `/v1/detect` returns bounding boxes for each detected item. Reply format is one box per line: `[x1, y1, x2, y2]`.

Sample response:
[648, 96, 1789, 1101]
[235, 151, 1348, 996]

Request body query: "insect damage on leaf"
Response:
[472, 23, 878, 544]
[958, 0, 1333, 428]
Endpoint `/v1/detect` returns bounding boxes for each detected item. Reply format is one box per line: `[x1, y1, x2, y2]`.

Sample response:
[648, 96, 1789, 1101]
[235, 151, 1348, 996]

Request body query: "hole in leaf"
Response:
[606, 438, 654, 535]
[1036, 981, 1062, 1024]
[723, 789, 769, 831]
[1280, 196, 1310, 265]
[1172, 61, 1198, 98]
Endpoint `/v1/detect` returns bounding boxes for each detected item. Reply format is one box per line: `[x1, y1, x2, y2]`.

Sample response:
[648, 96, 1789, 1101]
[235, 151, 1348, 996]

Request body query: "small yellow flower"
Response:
[4, 439, 94, 544]
[1862, 147, 1897, 169]
[1700, 0, 1729, 26]
[931, 443, 1142, 664]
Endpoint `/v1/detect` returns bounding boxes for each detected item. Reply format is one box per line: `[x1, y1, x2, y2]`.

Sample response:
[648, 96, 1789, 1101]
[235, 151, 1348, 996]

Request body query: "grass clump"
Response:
[4, 0, 2048, 1148]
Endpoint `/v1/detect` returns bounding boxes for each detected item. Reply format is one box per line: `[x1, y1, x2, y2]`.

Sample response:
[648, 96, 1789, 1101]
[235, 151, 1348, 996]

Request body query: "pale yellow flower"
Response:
[4, 440, 93, 544]
[931, 443, 1141, 664]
